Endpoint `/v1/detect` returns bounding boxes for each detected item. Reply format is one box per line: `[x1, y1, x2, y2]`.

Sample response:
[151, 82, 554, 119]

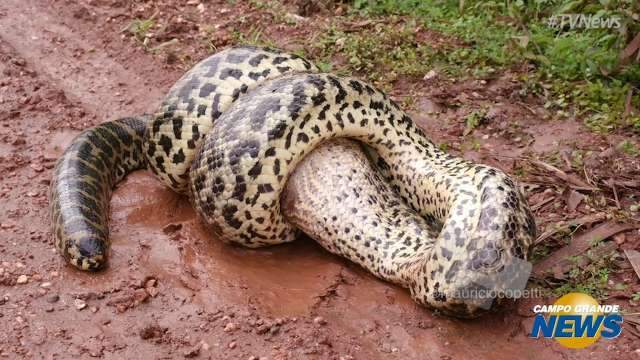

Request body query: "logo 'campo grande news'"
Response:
[530, 292, 623, 349]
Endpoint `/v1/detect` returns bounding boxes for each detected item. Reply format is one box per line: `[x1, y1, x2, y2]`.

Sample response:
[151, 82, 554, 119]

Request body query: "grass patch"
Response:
[123, 14, 157, 45]
[617, 138, 639, 155]
[231, 26, 277, 48]
[552, 245, 619, 300]
[464, 108, 488, 135]
[348, 0, 640, 132]
[315, 21, 438, 87]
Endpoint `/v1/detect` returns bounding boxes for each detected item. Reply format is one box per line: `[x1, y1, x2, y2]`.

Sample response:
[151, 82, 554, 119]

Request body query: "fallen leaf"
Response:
[565, 189, 586, 212]
[621, 32, 640, 61]
[624, 249, 640, 281]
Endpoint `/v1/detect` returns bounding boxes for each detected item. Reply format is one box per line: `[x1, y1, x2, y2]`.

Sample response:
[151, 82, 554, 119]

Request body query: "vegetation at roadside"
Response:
[553, 244, 620, 299]
[337, 0, 640, 301]
[323, 0, 640, 133]
[123, 14, 157, 45]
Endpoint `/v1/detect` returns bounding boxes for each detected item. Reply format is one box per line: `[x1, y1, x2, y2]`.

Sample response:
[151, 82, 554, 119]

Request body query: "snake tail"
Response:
[49, 116, 148, 271]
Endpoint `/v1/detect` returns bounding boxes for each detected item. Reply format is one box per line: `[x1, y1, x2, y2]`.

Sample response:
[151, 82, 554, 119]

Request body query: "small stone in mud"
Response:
[74, 298, 87, 310]
[270, 325, 281, 335]
[145, 278, 157, 288]
[318, 336, 332, 346]
[417, 320, 434, 329]
[228, 341, 236, 349]
[183, 343, 201, 358]
[11, 58, 26, 67]
[133, 288, 150, 305]
[313, 316, 326, 326]
[45, 306, 54, 312]
[12, 137, 26, 146]
[145, 284, 159, 298]
[380, 342, 393, 353]
[223, 322, 238, 332]
[16, 275, 28, 284]
[255, 324, 269, 335]
[46, 294, 59, 303]
[40, 282, 52, 288]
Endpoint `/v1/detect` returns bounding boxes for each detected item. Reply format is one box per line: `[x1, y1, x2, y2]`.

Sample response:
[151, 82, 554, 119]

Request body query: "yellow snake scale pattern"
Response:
[50, 46, 536, 317]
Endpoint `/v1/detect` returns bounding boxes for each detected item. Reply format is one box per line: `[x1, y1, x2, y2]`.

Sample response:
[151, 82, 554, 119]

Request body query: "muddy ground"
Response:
[0, 0, 639, 359]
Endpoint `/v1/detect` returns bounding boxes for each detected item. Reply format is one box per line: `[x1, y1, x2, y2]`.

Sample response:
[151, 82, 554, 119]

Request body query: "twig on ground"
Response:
[534, 221, 639, 278]
[530, 160, 598, 191]
[534, 212, 607, 245]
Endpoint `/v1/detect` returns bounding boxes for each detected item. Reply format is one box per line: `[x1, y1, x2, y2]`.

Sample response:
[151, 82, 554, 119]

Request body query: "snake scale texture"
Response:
[50, 46, 536, 317]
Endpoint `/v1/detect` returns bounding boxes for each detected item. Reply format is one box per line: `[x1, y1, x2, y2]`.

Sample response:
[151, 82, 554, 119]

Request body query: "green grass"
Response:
[617, 138, 639, 155]
[230, 26, 277, 48]
[124, 16, 156, 44]
[315, 22, 439, 87]
[348, 0, 640, 132]
[552, 246, 617, 300]
[464, 108, 488, 135]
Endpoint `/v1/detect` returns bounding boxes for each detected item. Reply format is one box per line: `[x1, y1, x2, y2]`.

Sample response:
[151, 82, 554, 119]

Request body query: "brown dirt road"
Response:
[0, 0, 637, 359]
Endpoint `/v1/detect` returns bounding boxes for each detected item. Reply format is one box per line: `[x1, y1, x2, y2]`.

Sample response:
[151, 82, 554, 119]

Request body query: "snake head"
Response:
[60, 234, 108, 271]
[409, 172, 537, 318]
[409, 246, 533, 318]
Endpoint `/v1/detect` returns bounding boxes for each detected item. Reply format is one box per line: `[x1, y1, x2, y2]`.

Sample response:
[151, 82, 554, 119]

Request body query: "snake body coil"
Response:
[50, 46, 536, 317]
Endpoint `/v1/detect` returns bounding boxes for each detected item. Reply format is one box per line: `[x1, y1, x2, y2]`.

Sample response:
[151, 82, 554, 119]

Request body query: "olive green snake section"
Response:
[49, 117, 147, 271]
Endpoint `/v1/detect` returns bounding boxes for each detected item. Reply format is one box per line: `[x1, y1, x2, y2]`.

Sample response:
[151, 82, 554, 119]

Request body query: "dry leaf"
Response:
[621, 32, 640, 61]
[565, 189, 586, 212]
[624, 249, 640, 281]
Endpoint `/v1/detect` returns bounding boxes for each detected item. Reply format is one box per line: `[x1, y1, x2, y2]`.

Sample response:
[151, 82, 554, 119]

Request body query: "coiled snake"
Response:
[50, 46, 536, 317]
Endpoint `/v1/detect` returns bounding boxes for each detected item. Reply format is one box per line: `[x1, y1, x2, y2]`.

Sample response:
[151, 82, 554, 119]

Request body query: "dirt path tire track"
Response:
[0, 0, 165, 120]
